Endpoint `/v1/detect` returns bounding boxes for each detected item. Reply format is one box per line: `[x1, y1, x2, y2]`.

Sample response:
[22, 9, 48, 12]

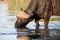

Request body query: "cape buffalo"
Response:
[15, 0, 60, 38]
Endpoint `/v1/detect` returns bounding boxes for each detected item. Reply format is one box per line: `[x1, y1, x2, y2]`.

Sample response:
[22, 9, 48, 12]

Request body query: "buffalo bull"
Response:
[15, 0, 60, 38]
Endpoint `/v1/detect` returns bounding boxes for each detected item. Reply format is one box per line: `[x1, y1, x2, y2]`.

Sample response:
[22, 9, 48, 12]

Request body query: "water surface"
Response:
[0, 4, 60, 40]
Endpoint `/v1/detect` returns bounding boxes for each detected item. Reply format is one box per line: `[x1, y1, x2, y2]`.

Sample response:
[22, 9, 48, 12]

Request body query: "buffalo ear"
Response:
[21, 8, 23, 11]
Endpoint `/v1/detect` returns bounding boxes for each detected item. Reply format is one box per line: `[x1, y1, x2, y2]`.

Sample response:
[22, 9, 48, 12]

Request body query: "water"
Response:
[0, 3, 60, 40]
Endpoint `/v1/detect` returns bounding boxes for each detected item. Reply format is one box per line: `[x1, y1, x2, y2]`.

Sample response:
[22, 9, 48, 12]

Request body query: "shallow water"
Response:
[0, 11, 60, 40]
[0, 5, 60, 40]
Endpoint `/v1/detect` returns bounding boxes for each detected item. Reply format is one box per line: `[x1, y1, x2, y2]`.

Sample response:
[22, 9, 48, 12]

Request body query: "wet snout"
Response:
[15, 18, 28, 28]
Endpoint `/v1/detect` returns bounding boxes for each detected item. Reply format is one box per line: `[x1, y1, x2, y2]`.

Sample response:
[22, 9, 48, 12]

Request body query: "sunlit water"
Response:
[0, 3, 60, 40]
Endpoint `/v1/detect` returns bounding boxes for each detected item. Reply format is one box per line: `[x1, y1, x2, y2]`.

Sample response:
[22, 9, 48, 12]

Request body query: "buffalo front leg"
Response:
[44, 17, 50, 38]
[35, 19, 40, 33]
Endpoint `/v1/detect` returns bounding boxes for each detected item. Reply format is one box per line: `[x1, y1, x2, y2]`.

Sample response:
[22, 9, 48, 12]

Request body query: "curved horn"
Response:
[21, 8, 23, 11]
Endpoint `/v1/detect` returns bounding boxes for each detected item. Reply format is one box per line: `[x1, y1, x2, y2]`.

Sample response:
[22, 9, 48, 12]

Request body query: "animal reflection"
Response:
[17, 28, 31, 40]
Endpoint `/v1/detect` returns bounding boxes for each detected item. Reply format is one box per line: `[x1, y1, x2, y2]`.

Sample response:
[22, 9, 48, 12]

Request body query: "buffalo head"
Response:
[15, 10, 33, 28]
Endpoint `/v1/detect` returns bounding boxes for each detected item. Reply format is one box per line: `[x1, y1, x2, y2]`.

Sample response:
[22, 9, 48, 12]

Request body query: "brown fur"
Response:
[17, 11, 30, 19]
[15, 0, 60, 38]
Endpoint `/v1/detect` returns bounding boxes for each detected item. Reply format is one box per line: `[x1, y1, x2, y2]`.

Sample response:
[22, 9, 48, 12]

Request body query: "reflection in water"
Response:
[0, 9, 60, 40]
[0, 10, 60, 40]
[17, 28, 31, 40]
[0, 2, 60, 40]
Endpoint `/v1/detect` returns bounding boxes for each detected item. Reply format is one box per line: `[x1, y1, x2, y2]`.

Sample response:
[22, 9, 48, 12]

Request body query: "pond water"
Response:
[0, 3, 60, 40]
[0, 10, 60, 40]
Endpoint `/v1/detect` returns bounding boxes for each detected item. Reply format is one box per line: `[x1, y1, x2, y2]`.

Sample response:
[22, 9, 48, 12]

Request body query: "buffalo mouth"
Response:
[15, 18, 29, 28]
[15, 17, 33, 28]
